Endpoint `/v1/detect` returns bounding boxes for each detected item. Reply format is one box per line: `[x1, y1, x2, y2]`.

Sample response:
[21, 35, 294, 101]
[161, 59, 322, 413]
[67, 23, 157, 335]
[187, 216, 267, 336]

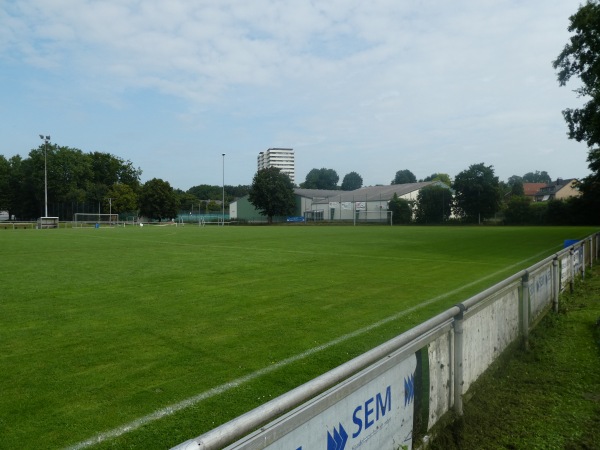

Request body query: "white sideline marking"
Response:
[65, 249, 554, 450]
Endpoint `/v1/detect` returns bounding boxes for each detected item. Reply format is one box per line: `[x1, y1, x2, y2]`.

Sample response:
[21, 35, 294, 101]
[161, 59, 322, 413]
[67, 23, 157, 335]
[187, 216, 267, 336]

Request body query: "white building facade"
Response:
[257, 148, 295, 183]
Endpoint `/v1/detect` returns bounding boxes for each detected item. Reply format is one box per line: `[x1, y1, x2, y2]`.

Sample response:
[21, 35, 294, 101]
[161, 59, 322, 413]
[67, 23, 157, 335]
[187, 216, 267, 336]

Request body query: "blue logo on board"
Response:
[323, 376, 415, 449]
[404, 373, 415, 406]
[327, 423, 348, 450]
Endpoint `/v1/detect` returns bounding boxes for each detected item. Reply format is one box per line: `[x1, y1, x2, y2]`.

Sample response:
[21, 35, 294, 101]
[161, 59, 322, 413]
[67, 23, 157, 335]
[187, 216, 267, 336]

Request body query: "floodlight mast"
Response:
[39, 134, 51, 217]
[222, 153, 225, 226]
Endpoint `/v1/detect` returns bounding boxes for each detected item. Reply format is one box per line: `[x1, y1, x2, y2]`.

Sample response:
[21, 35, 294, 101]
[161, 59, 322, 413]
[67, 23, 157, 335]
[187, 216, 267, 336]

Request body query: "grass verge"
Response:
[427, 265, 600, 450]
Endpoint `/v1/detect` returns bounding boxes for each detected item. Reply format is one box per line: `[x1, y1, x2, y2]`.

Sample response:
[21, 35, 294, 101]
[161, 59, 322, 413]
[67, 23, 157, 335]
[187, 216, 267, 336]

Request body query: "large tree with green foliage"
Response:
[422, 173, 452, 186]
[452, 163, 501, 223]
[187, 184, 250, 203]
[175, 190, 201, 212]
[301, 168, 339, 189]
[554, 1, 600, 221]
[105, 183, 138, 215]
[138, 178, 178, 221]
[391, 169, 417, 185]
[12, 144, 90, 218]
[503, 196, 533, 225]
[0, 155, 9, 213]
[502, 176, 525, 199]
[340, 171, 363, 190]
[1, 144, 142, 220]
[50, 146, 93, 206]
[522, 171, 551, 184]
[414, 185, 452, 224]
[248, 167, 296, 223]
[87, 151, 141, 208]
[388, 193, 412, 224]
[5, 155, 29, 220]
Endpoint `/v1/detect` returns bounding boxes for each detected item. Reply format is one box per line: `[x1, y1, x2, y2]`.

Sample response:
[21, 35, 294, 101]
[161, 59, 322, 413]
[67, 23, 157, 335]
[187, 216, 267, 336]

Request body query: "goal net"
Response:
[354, 210, 393, 225]
[73, 213, 119, 227]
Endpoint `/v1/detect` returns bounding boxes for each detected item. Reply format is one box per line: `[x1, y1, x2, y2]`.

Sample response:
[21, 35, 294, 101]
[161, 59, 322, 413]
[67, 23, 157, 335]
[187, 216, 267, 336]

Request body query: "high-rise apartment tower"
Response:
[257, 148, 295, 183]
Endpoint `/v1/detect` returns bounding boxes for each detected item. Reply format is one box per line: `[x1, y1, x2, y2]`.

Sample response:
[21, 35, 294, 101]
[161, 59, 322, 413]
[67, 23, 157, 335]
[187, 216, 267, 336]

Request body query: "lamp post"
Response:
[222, 153, 226, 226]
[39, 134, 51, 217]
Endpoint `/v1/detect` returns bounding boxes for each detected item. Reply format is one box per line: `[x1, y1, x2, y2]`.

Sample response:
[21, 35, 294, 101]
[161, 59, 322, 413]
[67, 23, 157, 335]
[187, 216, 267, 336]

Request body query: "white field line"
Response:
[65, 248, 554, 450]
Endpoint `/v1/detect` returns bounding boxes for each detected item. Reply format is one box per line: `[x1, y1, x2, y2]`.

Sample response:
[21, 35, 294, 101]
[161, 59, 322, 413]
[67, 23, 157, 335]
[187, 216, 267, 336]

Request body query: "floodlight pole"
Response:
[222, 153, 226, 226]
[39, 134, 51, 217]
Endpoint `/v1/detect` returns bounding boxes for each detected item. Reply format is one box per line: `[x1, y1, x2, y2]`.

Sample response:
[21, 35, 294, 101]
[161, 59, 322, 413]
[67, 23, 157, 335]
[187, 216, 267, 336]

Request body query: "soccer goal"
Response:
[73, 213, 119, 228]
[354, 210, 393, 226]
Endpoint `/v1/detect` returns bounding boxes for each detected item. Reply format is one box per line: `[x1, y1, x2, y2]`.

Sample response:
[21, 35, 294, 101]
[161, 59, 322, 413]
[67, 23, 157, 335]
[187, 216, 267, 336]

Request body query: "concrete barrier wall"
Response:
[461, 283, 521, 395]
[529, 265, 553, 321]
[427, 330, 453, 429]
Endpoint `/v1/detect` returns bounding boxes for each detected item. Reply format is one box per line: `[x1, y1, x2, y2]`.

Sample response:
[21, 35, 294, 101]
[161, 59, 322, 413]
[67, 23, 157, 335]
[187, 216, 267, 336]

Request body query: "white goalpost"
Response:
[73, 213, 119, 228]
[354, 210, 393, 226]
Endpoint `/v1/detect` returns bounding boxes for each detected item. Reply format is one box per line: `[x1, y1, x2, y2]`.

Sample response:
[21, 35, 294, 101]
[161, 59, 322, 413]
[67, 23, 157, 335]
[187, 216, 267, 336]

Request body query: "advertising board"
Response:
[228, 354, 416, 450]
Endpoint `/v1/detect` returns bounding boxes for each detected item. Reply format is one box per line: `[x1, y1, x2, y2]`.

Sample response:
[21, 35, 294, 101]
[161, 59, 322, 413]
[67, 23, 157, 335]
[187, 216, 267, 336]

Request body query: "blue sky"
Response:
[0, 0, 590, 190]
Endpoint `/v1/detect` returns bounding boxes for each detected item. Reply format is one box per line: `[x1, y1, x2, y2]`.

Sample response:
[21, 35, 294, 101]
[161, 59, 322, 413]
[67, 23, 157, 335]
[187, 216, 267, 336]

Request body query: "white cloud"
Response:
[0, 0, 591, 188]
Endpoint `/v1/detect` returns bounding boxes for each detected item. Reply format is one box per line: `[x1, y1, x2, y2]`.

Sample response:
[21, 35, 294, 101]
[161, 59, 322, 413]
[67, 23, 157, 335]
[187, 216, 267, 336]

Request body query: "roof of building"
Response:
[298, 182, 449, 204]
[294, 188, 343, 199]
[523, 183, 546, 196]
[534, 178, 577, 197]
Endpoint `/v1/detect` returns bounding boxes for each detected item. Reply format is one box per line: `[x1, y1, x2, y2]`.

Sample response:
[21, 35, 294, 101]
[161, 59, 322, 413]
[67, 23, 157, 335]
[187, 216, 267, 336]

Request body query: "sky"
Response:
[0, 0, 592, 191]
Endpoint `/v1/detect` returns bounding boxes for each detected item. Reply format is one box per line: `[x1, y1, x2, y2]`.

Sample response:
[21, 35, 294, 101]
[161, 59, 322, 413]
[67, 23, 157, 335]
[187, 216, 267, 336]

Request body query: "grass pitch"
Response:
[0, 225, 596, 449]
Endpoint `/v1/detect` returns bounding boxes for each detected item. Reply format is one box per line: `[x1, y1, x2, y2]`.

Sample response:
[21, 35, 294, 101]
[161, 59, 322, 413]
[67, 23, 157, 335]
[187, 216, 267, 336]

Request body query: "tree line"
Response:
[1, 142, 595, 225]
[0, 144, 250, 221]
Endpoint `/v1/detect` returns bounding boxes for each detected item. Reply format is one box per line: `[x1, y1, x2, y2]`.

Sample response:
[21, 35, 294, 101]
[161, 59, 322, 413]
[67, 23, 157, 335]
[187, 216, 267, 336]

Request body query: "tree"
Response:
[13, 144, 91, 219]
[301, 168, 339, 189]
[452, 163, 501, 223]
[422, 173, 452, 186]
[186, 184, 249, 205]
[248, 167, 296, 223]
[206, 200, 221, 212]
[176, 190, 201, 212]
[87, 151, 141, 188]
[414, 185, 452, 224]
[391, 169, 417, 185]
[340, 171, 363, 190]
[545, 199, 572, 225]
[105, 183, 138, 215]
[138, 178, 178, 221]
[507, 175, 523, 186]
[388, 193, 412, 224]
[510, 181, 525, 197]
[0, 155, 9, 213]
[49, 146, 92, 207]
[6, 155, 31, 220]
[522, 171, 551, 184]
[188, 184, 223, 201]
[503, 196, 533, 225]
[87, 151, 141, 208]
[505, 176, 525, 197]
[0, 144, 142, 220]
[554, 2, 600, 218]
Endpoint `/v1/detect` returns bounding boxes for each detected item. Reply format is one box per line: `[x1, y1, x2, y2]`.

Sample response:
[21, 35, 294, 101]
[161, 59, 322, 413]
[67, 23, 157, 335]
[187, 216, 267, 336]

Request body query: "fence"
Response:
[171, 233, 599, 450]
